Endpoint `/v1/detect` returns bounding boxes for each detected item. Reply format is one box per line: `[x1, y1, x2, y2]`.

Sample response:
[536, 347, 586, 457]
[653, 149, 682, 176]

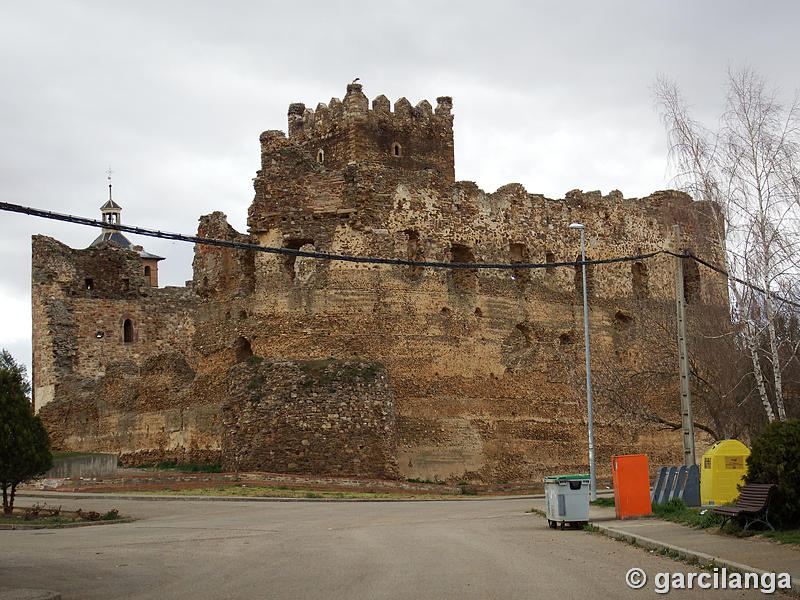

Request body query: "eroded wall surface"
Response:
[34, 83, 728, 482]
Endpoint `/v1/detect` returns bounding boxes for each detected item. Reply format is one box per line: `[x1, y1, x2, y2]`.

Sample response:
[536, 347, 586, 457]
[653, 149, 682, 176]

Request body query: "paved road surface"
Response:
[0, 496, 775, 599]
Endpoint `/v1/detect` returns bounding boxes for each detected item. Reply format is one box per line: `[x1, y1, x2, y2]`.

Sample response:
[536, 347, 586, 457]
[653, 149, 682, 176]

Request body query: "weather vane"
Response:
[106, 166, 114, 201]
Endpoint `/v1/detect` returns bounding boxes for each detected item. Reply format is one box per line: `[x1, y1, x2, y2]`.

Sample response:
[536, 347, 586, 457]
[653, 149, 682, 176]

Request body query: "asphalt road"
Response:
[0, 496, 771, 599]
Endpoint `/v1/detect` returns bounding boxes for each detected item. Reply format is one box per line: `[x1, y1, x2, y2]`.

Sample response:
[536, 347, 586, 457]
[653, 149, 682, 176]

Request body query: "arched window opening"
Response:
[574, 254, 595, 298]
[144, 265, 151, 276]
[233, 336, 253, 363]
[509, 243, 530, 285]
[316, 149, 325, 164]
[392, 142, 402, 157]
[144, 265, 152, 286]
[85, 278, 94, 291]
[631, 261, 649, 299]
[545, 251, 555, 275]
[683, 258, 701, 304]
[450, 243, 477, 293]
[283, 238, 314, 281]
[123, 319, 134, 343]
[405, 230, 423, 279]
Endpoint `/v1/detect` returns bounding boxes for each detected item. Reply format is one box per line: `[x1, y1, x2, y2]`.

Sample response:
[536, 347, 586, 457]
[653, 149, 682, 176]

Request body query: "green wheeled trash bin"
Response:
[543, 474, 591, 530]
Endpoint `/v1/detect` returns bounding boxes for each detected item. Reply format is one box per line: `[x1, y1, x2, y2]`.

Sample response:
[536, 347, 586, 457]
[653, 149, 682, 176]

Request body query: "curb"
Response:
[0, 518, 131, 531]
[16, 491, 544, 503]
[595, 524, 800, 595]
[0, 590, 61, 600]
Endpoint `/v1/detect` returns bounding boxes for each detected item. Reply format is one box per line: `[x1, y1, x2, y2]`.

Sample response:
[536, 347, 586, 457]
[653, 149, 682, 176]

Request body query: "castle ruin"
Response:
[33, 83, 727, 482]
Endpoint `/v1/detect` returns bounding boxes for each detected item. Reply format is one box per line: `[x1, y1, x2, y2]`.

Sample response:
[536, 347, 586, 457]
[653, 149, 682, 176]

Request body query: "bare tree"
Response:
[655, 68, 800, 423]
[555, 294, 755, 443]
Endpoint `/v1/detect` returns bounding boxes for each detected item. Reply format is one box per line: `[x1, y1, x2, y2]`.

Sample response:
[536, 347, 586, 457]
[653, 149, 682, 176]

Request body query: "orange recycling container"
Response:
[612, 454, 652, 519]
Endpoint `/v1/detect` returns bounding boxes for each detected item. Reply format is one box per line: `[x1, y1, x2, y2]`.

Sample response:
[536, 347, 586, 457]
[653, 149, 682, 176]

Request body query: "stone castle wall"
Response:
[222, 359, 397, 479]
[34, 83, 729, 482]
[31, 235, 198, 411]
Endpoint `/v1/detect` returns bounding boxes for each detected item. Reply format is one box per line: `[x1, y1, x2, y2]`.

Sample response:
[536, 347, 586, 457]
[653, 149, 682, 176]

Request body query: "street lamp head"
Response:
[568, 222, 585, 230]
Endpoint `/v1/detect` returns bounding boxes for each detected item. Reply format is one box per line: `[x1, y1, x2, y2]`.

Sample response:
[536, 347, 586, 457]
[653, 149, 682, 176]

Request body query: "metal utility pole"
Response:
[673, 225, 696, 467]
[569, 222, 596, 500]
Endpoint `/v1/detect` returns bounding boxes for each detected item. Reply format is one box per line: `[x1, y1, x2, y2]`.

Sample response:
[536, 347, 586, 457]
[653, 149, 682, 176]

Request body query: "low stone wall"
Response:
[46, 454, 118, 478]
[222, 358, 399, 479]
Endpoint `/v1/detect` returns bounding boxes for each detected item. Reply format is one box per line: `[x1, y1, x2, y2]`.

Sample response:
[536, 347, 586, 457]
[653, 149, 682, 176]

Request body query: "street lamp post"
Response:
[569, 222, 596, 501]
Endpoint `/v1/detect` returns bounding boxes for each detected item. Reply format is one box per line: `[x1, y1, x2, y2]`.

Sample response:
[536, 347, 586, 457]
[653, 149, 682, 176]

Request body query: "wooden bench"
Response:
[711, 483, 777, 531]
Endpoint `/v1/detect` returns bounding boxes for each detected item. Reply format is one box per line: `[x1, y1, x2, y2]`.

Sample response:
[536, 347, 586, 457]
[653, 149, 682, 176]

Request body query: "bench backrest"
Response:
[735, 483, 777, 510]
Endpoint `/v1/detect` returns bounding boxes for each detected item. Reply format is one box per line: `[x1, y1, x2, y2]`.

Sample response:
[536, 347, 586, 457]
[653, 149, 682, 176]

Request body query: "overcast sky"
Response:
[2, 0, 799, 377]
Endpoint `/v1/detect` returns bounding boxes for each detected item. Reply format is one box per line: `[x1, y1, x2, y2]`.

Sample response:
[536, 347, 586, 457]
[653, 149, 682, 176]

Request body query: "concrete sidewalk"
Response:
[529, 496, 800, 593]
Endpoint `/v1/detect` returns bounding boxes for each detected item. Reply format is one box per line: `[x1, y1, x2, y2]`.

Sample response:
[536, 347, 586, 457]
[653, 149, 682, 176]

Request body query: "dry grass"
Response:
[136, 484, 468, 501]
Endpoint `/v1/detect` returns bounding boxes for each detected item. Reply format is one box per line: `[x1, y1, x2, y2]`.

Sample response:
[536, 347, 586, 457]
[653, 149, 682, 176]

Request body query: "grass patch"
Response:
[590, 497, 615, 507]
[52, 451, 99, 459]
[135, 485, 461, 501]
[762, 529, 800, 546]
[652, 498, 798, 545]
[652, 498, 725, 529]
[133, 460, 222, 473]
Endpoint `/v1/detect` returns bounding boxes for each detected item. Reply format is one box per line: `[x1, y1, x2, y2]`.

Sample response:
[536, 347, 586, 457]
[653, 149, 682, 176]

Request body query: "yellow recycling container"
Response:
[700, 439, 750, 505]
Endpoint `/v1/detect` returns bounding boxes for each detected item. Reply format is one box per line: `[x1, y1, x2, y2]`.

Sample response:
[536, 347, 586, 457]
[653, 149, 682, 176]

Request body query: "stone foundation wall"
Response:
[37, 356, 398, 479]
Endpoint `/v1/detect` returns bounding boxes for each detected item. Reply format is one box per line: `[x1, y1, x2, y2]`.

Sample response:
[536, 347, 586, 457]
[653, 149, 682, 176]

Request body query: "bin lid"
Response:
[543, 474, 590, 481]
[702, 439, 749, 458]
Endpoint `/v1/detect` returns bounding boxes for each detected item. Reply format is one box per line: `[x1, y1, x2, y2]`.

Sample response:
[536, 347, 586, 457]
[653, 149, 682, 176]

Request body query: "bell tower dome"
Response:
[88, 174, 164, 287]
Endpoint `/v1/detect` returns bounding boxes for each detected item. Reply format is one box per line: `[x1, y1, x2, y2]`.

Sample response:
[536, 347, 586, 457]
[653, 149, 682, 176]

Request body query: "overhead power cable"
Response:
[1, 201, 663, 269]
[685, 251, 800, 310]
[2, 201, 798, 309]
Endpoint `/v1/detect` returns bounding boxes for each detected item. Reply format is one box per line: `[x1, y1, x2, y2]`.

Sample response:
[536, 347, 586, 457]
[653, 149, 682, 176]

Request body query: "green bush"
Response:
[744, 419, 800, 529]
[179, 461, 222, 473]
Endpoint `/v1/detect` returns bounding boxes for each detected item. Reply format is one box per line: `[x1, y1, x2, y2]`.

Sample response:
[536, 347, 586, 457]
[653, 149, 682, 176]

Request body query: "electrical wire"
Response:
[2, 200, 798, 309]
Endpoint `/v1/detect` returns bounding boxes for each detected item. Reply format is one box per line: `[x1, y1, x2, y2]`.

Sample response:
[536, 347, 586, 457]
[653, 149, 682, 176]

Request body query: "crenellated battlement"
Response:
[285, 84, 453, 137]
[260, 83, 455, 182]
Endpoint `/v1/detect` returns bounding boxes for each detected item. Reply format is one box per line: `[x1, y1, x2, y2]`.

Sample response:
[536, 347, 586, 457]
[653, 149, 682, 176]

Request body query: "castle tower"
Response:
[89, 180, 164, 287]
[281, 82, 455, 179]
[248, 82, 455, 235]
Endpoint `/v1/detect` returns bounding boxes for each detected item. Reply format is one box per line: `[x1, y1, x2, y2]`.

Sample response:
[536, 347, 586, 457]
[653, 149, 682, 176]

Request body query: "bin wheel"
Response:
[548, 519, 556, 529]
[559, 521, 565, 531]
